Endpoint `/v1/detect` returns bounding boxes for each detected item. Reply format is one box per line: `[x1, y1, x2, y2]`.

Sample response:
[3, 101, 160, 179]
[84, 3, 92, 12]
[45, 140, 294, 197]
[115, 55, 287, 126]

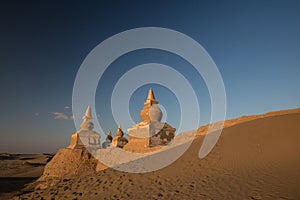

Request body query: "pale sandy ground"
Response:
[2, 108, 300, 200]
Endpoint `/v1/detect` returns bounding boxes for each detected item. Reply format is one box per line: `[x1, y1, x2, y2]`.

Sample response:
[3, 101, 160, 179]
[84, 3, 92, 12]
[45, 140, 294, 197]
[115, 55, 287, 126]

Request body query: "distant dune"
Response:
[2, 108, 300, 199]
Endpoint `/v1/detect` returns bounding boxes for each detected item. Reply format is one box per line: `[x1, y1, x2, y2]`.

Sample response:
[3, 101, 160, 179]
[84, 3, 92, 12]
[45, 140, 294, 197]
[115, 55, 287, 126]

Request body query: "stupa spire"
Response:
[147, 87, 155, 100]
[144, 87, 158, 106]
[84, 105, 92, 119]
[80, 105, 94, 130]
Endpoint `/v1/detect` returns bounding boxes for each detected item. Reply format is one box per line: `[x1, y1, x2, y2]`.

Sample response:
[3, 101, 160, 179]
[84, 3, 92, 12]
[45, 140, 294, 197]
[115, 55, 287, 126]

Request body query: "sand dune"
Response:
[3, 109, 300, 199]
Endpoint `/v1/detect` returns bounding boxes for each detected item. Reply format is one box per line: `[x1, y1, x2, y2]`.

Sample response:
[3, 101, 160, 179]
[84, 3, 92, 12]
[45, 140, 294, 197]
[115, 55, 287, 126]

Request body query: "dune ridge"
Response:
[197, 107, 300, 135]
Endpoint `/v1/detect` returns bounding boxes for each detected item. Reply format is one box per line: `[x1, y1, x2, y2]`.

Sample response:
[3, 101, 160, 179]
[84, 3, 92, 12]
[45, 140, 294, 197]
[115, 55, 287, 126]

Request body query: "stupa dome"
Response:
[149, 104, 162, 122]
[115, 125, 124, 137]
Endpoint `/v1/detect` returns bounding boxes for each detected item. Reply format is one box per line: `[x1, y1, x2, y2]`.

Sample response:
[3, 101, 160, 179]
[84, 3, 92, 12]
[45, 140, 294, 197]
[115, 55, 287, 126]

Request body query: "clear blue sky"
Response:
[0, 0, 299, 153]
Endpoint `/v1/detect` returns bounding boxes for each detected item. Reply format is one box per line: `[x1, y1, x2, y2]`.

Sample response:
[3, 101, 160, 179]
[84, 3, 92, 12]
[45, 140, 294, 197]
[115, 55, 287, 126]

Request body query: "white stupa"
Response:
[125, 88, 176, 151]
[111, 125, 128, 148]
[68, 106, 101, 149]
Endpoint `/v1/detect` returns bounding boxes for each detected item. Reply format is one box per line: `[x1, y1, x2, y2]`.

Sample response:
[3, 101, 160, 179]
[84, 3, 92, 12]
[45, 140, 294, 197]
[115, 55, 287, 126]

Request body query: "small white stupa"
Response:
[102, 130, 113, 148]
[111, 125, 128, 148]
[68, 106, 101, 149]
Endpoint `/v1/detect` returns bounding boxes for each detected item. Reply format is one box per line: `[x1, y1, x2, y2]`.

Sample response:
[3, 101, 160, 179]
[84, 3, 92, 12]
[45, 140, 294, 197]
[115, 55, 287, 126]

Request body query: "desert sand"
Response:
[0, 153, 53, 199]
[1, 108, 300, 199]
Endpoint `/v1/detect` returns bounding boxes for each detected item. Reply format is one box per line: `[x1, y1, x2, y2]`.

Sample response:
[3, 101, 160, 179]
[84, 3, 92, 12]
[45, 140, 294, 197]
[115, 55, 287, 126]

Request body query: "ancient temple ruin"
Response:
[68, 88, 175, 152]
[125, 88, 176, 151]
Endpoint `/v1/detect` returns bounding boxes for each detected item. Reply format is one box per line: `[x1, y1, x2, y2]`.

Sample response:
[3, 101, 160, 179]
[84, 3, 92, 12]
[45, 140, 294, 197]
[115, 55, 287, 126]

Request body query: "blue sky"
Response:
[0, 1, 299, 153]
